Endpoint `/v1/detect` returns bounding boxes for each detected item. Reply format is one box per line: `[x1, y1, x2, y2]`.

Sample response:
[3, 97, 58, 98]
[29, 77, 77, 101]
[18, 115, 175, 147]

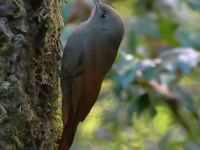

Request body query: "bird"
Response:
[59, 0, 124, 149]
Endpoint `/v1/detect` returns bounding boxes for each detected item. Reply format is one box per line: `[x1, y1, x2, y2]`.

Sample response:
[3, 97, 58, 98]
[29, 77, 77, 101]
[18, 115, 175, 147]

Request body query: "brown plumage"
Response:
[59, 0, 124, 149]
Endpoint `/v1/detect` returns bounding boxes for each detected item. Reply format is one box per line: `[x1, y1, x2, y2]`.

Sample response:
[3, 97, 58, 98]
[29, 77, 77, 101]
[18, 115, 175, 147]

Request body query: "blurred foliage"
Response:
[60, 0, 200, 149]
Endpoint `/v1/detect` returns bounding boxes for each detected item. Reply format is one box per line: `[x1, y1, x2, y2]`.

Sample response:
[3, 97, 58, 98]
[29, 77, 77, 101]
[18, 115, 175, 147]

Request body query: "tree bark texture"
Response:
[0, 0, 63, 149]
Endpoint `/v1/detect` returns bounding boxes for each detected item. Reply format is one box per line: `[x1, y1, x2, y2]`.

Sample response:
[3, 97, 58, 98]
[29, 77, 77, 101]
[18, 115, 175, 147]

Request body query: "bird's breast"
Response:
[83, 43, 117, 73]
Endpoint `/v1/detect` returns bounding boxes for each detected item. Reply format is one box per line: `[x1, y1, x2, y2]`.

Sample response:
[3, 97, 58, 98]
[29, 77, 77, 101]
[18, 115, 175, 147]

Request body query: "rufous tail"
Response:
[58, 112, 78, 150]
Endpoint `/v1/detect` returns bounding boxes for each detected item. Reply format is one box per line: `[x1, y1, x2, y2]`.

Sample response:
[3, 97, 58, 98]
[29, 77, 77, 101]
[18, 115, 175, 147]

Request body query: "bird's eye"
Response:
[101, 12, 106, 18]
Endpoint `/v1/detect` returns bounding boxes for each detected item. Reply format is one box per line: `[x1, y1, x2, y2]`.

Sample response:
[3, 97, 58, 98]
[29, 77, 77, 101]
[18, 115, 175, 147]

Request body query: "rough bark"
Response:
[0, 0, 63, 149]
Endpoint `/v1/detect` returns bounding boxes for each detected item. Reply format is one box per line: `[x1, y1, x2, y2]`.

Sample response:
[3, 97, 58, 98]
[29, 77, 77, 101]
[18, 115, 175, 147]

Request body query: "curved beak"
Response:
[94, 0, 100, 14]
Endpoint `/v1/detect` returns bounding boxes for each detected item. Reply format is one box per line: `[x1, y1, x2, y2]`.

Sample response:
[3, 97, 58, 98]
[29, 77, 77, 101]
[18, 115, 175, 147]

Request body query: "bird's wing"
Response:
[61, 32, 102, 120]
[60, 35, 105, 147]
[61, 34, 84, 125]
[60, 34, 86, 148]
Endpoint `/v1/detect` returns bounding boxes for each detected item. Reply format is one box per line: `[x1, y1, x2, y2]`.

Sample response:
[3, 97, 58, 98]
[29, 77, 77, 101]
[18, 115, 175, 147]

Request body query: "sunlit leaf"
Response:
[159, 18, 179, 46]
[158, 48, 200, 74]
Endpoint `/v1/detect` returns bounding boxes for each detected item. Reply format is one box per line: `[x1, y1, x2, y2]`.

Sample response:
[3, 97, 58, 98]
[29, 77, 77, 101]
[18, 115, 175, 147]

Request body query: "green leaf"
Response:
[137, 93, 153, 116]
[160, 72, 177, 85]
[131, 15, 161, 39]
[128, 29, 137, 54]
[119, 60, 140, 89]
[159, 18, 179, 46]
[176, 28, 200, 48]
[141, 67, 161, 82]
[170, 86, 197, 115]
[128, 93, 151, 117]
[187, 0, 200, 11]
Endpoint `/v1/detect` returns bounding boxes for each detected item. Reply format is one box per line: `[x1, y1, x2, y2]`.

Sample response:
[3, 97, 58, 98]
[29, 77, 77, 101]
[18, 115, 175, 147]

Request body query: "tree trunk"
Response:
[0, 0, 63, 149]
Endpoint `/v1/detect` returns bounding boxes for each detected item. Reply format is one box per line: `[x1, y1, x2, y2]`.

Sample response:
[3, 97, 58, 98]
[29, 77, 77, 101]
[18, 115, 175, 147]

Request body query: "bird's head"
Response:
[88, 0, 125, 42]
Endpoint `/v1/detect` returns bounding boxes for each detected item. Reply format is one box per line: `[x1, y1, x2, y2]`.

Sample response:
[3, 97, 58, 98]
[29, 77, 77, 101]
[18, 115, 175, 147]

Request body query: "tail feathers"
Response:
[58, 116, 78, 150]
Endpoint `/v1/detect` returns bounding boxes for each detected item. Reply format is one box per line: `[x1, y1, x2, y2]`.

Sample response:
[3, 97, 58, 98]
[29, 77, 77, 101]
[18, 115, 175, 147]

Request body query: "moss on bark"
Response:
[0, 0, 63, 149]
